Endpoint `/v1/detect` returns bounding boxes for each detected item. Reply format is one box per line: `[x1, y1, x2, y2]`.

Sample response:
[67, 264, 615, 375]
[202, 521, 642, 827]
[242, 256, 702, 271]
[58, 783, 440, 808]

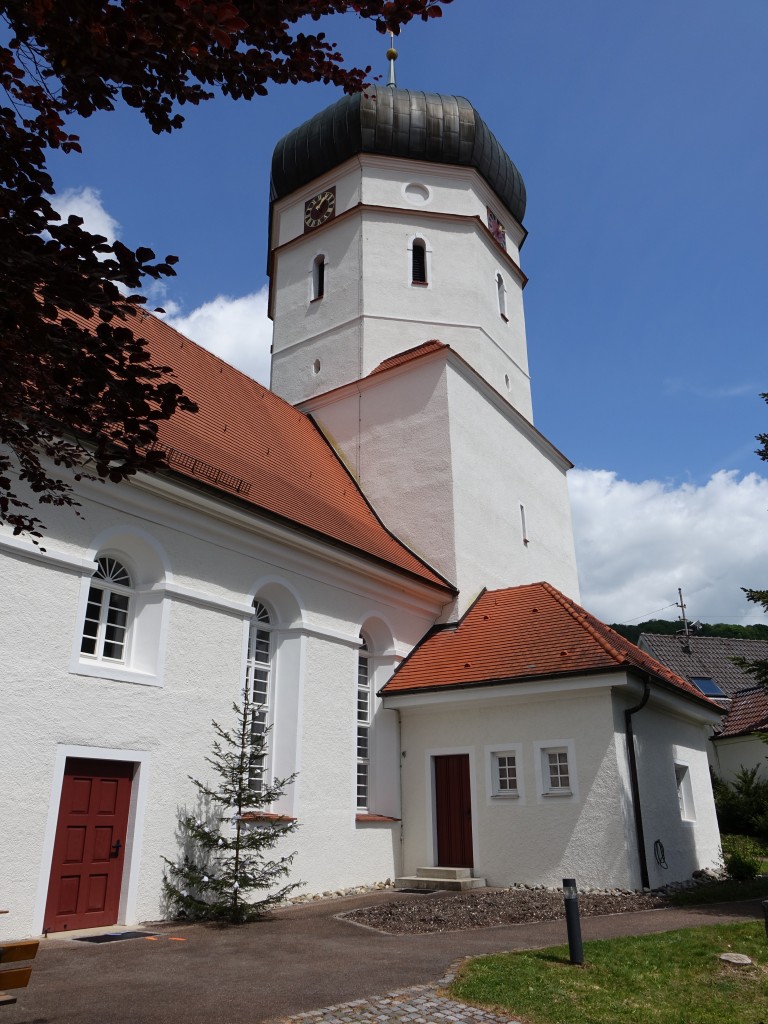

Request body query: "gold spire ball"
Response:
[386, 30, 398, 88]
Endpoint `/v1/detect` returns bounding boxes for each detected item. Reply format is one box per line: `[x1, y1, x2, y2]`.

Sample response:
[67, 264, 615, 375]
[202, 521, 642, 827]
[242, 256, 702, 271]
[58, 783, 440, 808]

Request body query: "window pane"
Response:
[412, 242, 426, 283]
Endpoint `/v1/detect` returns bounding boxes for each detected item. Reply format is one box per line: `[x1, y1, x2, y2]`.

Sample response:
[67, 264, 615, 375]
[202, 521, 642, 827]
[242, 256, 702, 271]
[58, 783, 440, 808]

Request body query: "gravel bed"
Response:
[342, 886, 670, 934]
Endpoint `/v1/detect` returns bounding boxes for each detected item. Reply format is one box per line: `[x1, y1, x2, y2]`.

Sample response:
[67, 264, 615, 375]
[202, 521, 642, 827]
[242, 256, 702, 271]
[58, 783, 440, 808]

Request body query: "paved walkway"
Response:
[3, 891, 762, 1024]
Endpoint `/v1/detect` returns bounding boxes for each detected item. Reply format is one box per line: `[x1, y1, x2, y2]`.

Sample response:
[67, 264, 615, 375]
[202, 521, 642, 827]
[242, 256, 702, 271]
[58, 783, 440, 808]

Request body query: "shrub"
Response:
[721, 834, 763, 881]
[711, 766, 768, 837]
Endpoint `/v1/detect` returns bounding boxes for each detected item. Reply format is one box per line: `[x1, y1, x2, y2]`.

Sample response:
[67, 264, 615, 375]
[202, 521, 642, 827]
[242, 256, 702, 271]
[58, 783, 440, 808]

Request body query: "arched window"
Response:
[496, 272, 508, 320]
[311, 254, 326, 301]
[80, 556, 132, 663]
[246, 600, 273, 793]
[411, 239, 427, 284]
[356, 634, 372, 810]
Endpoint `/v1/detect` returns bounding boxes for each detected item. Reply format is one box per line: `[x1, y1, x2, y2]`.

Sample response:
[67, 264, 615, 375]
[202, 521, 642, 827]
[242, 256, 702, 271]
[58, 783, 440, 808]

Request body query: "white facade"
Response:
[301, 347, 579, 612]
[0, 473, 446, 942]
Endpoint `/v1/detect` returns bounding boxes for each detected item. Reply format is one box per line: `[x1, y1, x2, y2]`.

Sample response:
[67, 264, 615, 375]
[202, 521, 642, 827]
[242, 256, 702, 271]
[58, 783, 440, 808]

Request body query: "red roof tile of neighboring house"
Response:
[369, 340, 448, 376]
[718, 688, 768, 738]
[382, 582, 717, 706]
[65, 309, 452, 592]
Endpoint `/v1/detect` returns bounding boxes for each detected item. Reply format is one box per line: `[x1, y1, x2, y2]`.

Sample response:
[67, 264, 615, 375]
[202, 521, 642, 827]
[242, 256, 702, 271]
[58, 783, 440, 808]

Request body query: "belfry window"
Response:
[496, 272, 508, 320]
[246, 600, 273, 793]
[356, 635, 372, 810]
[411, 240, 427, 284]
[80, 557, 132, 663]
[312, 254, 326, 301]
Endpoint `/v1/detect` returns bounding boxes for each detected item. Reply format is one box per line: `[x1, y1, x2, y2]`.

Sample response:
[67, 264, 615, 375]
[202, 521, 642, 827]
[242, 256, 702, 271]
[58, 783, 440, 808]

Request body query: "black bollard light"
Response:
[762, 900, 768, 940]
[562, 877, 584, 965]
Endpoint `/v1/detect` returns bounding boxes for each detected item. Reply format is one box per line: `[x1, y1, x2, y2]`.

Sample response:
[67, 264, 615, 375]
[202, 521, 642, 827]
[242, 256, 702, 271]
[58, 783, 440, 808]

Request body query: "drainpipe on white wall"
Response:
[625, 677, 651, 890]
[397, 708, 404, 879]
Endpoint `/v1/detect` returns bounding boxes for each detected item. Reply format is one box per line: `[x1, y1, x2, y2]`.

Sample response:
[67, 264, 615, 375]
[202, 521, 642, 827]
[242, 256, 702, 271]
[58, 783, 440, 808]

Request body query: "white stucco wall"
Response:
[611, 685, 722, 889]
[306, 352, 578, 612]
[710, 734, 768, 783]
[1, 474, 446, 941]
[269, 156, 532, 417]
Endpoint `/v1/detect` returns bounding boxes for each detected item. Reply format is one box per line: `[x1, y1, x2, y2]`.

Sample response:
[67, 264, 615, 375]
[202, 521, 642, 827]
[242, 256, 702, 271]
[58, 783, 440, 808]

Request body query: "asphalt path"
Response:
[2, 891, 763, 1024]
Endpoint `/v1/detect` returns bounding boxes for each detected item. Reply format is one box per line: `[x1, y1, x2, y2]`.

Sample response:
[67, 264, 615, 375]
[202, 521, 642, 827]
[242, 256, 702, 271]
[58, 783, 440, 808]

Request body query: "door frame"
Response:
[426, 746, 476, 869]
[34, 746, 151, 935]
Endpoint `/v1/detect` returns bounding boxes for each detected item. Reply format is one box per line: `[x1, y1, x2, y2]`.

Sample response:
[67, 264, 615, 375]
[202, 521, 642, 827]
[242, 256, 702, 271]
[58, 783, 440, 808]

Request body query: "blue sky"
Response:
[45, 0, 768, 624]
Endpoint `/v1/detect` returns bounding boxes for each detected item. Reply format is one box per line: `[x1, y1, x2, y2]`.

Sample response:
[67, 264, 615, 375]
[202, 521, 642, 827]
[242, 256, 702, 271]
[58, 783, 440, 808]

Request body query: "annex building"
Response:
[2, 81, 723, 940]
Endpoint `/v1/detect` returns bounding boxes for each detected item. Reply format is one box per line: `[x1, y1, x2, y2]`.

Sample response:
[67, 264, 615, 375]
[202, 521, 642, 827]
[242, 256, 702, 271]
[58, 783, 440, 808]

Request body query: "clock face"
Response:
[304, 187, 336, 231]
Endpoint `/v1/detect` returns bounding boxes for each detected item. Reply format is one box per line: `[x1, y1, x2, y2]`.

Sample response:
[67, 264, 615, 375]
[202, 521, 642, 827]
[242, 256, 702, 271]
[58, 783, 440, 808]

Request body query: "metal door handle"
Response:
[110, 839, 122, 858]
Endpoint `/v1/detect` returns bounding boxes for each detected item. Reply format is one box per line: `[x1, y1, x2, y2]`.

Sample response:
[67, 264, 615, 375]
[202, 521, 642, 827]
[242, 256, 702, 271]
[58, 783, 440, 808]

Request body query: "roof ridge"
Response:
[540, 582, 628, 665]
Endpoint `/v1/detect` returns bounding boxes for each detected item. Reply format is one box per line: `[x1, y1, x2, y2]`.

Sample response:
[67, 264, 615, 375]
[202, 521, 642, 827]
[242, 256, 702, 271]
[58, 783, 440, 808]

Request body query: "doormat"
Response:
[73, 931, 156, 943]
[395, 888, 444, 895]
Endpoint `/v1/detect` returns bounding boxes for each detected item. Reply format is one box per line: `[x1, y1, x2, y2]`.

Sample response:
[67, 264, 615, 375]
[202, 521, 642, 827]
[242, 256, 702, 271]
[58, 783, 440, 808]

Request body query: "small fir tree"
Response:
[163, 685, 300, 922]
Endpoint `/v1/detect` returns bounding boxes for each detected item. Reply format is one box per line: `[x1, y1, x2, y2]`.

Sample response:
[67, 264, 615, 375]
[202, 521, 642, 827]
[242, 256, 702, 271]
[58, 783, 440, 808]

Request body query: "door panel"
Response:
[434, 754, 473, 868]
[44, 758, 133, 932]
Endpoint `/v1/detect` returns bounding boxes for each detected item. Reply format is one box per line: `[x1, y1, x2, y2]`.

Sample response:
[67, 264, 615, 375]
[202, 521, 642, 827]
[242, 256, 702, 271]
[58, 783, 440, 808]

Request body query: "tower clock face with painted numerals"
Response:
[304, 187, 336, 231]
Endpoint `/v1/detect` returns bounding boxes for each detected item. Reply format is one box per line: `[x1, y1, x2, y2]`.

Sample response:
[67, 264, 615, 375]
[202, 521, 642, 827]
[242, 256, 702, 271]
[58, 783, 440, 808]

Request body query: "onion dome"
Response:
[270, 86, 526, 226]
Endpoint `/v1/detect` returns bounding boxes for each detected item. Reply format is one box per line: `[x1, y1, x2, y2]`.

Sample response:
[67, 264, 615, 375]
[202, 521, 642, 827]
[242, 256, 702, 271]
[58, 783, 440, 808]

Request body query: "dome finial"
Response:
[386, 30, 398, 88]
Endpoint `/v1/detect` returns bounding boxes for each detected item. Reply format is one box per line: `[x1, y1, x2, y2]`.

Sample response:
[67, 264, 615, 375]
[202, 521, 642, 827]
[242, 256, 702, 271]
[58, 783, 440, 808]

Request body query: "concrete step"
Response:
[415, 866, 473, 880]
[394, 874, 487, 891]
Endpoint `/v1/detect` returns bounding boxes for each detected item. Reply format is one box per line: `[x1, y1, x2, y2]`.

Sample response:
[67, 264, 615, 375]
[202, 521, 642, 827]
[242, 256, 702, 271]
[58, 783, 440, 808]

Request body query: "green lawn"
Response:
[449, 922, 768, 1024]
[667, 875, 768, 905]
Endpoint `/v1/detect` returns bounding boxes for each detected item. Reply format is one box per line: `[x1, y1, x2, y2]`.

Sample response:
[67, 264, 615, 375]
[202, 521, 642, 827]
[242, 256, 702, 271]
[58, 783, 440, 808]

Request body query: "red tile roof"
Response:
[718, 688, 768, 738]
[382, 582, 718, 706]
[369, 340, 448, 376]
[66, 309, 452, 592]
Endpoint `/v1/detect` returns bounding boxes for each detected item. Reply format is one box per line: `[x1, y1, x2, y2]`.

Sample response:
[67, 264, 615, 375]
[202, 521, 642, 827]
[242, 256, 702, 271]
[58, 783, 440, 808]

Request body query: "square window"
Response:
[540, 746, 572, 796]
[491, 750, 520, 798]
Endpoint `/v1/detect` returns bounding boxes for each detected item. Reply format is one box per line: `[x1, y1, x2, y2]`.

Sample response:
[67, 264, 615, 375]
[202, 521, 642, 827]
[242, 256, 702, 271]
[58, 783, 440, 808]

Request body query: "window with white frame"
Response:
[246, 601, 273, 794]
[543, 747, 571, 795]
[311, 254, 326, 300]
[675, 762, 695, 821]
[491, 751, 519, 797]
[80, 556, 132, 663]
[356, 634, 372, 810]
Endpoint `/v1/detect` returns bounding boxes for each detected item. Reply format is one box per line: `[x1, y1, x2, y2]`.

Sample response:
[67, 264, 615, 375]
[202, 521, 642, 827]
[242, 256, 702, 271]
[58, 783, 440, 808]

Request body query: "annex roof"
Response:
[717, 687, 768, 738]
[66, 308, 452, 592]
[638, 634, 768, 699]
[382, 582, 716, 707]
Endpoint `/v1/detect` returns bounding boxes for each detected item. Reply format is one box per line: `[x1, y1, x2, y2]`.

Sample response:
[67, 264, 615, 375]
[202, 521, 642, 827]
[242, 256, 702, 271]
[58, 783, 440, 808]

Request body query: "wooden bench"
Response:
[0, 940, 39, 1007]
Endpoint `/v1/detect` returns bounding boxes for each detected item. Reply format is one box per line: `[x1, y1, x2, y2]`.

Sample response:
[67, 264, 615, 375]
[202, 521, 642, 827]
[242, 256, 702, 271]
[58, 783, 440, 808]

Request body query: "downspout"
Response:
[625, 677, 651, 890]
[396, 707, 405, 880]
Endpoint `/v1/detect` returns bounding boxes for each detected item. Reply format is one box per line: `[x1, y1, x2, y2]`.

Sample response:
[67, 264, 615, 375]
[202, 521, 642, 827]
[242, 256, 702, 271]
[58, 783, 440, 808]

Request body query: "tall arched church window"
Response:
[246, 600, 273, 793]
[311, 254, 326, 301]
[356, 635, 372, 810]
[411, 240, 427, 284]
[496, 272, 508, 321]
[80, 556, 132, 663]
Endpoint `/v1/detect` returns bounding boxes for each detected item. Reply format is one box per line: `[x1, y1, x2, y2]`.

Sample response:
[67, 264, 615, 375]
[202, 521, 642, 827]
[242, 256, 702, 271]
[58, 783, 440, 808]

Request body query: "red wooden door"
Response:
[44, 759, 133, 933]
[434, 754, 473, 868]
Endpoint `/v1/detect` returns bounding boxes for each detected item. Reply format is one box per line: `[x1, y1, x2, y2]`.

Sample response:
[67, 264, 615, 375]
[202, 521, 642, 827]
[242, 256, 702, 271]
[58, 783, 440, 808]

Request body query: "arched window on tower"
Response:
[496, 272, 508, 321]
[311, 254, 326, 301]
[80, 556, 133, 663]
[411, 239, 428, 285]
[356, 634, 372, 810]
[246, 600, 273, 794]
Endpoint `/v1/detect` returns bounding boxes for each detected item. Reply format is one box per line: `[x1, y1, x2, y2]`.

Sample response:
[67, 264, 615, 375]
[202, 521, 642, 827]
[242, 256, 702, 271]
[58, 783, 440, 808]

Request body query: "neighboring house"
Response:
[638, 634, 768, 781]
[1, 83, 722, 941]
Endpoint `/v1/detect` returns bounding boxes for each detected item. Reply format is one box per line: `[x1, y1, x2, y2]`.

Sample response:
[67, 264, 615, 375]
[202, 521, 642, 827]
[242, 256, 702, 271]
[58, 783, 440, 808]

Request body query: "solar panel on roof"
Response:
[691, 676, 725, 697]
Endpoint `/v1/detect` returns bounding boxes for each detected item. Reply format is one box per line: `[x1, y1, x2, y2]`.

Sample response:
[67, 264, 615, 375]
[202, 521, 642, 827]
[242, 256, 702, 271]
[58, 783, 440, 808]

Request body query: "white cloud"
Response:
[53, 186, 120, 241]
[165, 288, 272, 385]
[569, 468, 768, 626]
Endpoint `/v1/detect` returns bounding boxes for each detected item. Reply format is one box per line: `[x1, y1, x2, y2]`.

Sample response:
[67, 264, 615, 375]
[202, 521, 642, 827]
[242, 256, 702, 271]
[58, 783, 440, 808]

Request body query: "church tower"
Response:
[267, 60, 580, 612]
